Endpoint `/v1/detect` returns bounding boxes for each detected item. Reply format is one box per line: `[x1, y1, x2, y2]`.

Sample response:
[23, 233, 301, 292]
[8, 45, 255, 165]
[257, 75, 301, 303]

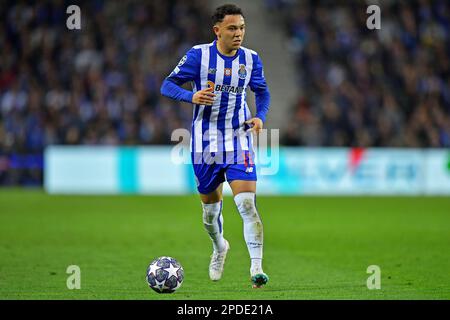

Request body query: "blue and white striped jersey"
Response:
[161, 40, 270, 163]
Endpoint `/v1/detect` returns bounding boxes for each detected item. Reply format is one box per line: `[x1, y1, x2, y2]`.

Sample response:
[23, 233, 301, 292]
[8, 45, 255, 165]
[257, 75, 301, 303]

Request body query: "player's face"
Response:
[214, 14, 245, 52]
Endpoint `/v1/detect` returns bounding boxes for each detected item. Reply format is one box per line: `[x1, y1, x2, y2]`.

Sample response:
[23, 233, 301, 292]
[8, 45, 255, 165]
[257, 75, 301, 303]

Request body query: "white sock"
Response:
[234, 192, 264, 273]
[251, 258, 262, 272]
[202, 201, 226, 252]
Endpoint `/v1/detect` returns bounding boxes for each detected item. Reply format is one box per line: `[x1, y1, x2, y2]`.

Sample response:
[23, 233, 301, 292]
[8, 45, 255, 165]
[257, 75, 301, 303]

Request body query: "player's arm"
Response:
[160, 49, 215, 106]
[245, 53, 271, 133]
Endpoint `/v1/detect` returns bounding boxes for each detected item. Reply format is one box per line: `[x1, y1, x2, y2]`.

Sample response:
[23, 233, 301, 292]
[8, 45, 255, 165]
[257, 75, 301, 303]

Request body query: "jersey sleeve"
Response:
[249, 53, 268, 92]
[160, 47, 200, 103]
[166, 47, 200, 85]
[249, 54, 271, 123]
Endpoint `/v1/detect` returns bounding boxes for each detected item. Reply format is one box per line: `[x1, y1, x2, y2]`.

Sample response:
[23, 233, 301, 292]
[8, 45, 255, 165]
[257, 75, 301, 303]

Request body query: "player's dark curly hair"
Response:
[212, 4, 244, 25]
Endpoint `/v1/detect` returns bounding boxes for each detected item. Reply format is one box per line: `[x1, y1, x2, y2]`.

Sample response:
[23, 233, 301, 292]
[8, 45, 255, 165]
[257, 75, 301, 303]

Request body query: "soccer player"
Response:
[160, 4, 270, 288]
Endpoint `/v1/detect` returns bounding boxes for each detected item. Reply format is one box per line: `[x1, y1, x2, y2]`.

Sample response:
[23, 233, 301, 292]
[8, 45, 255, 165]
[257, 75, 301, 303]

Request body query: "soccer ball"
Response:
[146, 256, 184, 293]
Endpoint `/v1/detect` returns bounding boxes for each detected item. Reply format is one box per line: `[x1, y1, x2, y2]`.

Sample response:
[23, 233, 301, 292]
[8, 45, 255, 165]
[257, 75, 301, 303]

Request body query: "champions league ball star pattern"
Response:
[146, 257, 184, 293]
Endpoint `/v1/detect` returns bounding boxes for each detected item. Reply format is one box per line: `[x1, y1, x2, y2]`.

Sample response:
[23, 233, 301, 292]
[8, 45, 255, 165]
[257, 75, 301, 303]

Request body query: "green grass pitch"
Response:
[0, 189, 449, 299]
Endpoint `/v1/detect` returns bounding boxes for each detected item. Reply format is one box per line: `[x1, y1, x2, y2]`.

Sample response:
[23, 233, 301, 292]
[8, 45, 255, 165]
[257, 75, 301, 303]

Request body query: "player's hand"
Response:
[245, 117, 264, 134]
[192, 87, 215, 106]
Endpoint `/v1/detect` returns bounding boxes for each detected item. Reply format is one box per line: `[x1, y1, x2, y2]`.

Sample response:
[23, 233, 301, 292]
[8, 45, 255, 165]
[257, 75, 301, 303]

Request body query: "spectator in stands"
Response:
[0, 0, 211, 185]
[276, 0, 450, 148]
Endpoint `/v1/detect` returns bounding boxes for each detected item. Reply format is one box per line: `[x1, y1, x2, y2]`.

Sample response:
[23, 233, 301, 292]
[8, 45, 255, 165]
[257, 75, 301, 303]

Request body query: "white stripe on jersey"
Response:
[224, 58, 240, 152]
[208, 56, 224, 153]
[190, 81, 197, 152]
[242, 47, 254, 88]
[194, 44, 212, 152]
[194, 108, 204, 153]
[246, 102, 255, 154]
[237, 48, 254, 151]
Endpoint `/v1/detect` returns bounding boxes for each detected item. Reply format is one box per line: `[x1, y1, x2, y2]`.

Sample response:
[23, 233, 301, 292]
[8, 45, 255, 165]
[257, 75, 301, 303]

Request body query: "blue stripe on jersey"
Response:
[243, 53, 260, 161]
[191, 49, 202, 155]
[191, 104, 199, 157]
[201, 45, 217, 152]
[217, 58, 233, 163]
[231, 50, 247, 163]
[241, 53, 260, 163]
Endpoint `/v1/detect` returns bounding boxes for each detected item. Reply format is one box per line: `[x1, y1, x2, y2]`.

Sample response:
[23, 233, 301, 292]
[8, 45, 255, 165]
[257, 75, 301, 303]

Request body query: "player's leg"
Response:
[229, 178, 269, 288]
[193, 163, 230, 281]
[199, 183, 223, 203]
[200, 183, 226, 252]
[200, 184, 231, 281]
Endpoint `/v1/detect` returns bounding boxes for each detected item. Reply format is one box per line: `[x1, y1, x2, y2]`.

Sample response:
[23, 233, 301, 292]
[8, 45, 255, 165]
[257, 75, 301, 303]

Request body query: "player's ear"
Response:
[213, 24, 220, 38]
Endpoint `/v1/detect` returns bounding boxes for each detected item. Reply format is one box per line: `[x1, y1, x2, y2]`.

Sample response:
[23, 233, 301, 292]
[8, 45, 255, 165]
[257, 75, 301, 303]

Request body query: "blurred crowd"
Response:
[273, 0, 450, 147]
[1, 0, 449, 186]
[0, 0, 211, 185]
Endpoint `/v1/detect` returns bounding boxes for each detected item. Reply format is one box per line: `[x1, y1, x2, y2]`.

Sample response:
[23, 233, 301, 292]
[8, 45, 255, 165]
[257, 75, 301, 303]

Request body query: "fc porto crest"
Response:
[238, 64, 247, 80]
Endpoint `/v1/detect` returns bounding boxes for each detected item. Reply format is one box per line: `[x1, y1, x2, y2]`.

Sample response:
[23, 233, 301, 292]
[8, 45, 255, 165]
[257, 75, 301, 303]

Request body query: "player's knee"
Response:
[202, 202, 221, 224]
[203, 209, 217, 224]
[236, 197, 260, 223]
[242, 198, 256, 212]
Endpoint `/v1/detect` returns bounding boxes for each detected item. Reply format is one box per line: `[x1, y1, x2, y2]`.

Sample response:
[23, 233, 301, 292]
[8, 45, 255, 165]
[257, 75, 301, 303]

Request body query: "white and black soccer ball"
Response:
[146, 256, 184, 294]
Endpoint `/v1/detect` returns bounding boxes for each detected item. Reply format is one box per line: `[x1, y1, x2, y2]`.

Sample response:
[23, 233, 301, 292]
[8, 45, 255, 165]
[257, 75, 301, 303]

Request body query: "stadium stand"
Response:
[271, 0, 450, 147]
[1, 0, 449, 186]
[0, 0, 211, 185]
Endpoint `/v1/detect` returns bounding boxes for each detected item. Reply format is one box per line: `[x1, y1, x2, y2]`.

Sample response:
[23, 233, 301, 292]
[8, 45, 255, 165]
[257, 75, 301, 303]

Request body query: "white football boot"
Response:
[209, 239, 230, 281]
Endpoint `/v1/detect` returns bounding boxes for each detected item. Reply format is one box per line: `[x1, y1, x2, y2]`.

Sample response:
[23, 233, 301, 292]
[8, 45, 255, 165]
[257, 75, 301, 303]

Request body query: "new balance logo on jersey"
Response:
[245, 167, 254, 173]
